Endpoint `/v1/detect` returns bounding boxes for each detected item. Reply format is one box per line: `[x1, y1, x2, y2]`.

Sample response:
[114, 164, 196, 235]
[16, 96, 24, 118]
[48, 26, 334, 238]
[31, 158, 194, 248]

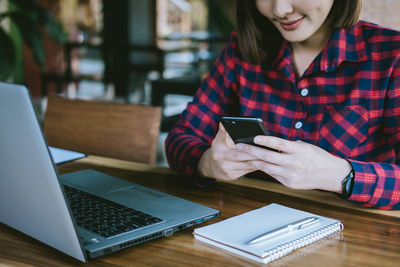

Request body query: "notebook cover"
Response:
[49, 146, 86, 164]
[193, 203, 342, 264]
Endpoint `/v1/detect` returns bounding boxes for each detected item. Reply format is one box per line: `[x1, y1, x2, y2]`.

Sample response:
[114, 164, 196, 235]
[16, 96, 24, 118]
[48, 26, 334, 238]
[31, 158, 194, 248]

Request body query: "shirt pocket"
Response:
[318, 105, 369, 158]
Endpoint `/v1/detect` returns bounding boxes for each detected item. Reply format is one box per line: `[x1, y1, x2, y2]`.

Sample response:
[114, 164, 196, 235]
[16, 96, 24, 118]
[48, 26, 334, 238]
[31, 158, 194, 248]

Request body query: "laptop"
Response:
[0, 82, 220, 262]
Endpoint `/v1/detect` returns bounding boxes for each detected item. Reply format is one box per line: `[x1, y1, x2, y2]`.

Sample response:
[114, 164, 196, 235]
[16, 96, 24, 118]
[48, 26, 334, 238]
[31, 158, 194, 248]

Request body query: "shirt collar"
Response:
[271, 20, 369, 76]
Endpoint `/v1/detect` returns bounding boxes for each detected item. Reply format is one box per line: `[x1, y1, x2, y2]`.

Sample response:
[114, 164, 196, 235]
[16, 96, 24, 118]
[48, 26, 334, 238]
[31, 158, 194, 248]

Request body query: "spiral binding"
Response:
[262, 222, 344, 263]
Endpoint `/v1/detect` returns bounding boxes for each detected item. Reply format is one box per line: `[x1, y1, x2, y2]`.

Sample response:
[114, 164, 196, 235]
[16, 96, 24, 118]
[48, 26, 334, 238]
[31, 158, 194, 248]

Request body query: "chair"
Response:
[43, 96, 162, 164]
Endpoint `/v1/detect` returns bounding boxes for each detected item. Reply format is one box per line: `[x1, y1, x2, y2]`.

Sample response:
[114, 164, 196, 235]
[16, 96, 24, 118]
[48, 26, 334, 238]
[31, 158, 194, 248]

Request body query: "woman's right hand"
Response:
[197, 123, 258, 181]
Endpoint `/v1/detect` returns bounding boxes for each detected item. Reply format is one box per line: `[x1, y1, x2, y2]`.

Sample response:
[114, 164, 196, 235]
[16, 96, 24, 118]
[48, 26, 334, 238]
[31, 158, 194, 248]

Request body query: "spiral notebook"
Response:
[193, 203, 343, 264]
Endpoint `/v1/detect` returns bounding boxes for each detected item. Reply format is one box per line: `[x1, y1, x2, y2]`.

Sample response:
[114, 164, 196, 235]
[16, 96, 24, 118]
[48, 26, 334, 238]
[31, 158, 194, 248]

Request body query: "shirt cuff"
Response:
[346, 159, 377, 204]
[184, 143, 215, 188]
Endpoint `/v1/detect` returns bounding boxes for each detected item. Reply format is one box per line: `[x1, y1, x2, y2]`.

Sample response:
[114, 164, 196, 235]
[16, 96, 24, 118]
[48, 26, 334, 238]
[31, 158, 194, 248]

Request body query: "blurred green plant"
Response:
[0, 0, 67, 81]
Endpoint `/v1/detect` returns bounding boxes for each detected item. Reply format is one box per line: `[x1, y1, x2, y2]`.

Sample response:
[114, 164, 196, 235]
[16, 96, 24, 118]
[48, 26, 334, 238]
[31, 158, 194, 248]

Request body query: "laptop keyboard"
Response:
[63, 184, 163, 238]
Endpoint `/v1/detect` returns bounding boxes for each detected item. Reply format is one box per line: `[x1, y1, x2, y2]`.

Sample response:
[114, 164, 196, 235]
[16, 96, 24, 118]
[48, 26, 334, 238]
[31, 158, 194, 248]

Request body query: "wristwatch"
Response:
[340, 168, 354, 199]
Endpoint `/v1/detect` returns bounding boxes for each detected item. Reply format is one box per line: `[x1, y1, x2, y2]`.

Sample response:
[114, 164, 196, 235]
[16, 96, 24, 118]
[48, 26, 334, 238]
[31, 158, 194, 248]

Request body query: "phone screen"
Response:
[221, 116, 269, 145]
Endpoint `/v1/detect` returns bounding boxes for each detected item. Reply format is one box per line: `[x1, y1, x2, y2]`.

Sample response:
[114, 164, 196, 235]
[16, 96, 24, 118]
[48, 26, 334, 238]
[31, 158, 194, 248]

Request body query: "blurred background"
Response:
[1, 0, 399, 165]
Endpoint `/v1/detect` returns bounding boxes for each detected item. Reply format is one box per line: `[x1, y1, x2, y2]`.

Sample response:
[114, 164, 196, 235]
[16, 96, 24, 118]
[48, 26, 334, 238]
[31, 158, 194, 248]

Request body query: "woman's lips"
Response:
[280, 17, 305, 31]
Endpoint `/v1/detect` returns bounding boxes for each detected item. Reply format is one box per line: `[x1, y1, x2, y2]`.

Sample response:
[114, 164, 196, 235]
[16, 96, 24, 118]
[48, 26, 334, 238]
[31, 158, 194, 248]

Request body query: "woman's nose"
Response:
[271, 0, 295, 19]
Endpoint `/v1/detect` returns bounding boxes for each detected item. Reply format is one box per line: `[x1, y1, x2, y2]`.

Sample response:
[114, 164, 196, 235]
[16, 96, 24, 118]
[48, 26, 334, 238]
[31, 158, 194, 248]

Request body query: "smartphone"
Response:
[220, 116, 270, 146]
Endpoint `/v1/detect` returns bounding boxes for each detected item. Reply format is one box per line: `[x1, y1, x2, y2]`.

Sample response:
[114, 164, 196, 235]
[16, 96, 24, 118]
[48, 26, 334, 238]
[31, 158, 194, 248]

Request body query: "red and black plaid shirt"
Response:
[165, 21, 400, 210]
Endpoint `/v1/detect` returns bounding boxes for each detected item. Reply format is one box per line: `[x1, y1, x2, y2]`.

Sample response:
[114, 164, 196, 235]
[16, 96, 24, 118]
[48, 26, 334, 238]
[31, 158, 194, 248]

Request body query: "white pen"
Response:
[248, 216, 320, 245]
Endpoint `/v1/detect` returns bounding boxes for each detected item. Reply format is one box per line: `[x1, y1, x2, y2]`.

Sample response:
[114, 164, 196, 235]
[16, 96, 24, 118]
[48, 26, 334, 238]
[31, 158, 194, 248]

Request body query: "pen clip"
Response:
[298, 217, 319, 229]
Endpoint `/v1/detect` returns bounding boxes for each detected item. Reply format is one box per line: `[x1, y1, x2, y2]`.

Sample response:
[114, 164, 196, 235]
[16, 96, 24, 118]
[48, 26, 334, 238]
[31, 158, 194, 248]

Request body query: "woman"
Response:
[165, 0, 400, 210]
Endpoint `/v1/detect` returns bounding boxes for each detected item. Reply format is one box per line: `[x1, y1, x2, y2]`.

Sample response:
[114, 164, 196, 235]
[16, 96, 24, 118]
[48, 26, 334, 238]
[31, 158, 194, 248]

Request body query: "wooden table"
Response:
[1, 156, 399, 266]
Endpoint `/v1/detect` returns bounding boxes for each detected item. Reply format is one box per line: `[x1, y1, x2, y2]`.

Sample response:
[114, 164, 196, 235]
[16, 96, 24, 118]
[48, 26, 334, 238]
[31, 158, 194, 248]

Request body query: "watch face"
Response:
[342, 170, 354, 199]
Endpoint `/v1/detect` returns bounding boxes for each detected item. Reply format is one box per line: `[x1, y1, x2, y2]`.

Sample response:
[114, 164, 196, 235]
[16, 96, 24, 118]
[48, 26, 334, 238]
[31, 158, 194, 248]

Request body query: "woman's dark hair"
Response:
[237, 0, 363, 65]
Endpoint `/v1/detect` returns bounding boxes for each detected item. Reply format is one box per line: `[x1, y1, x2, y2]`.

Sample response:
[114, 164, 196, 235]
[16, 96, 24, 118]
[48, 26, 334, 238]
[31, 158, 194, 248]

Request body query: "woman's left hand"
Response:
[236, 136, 352, 193]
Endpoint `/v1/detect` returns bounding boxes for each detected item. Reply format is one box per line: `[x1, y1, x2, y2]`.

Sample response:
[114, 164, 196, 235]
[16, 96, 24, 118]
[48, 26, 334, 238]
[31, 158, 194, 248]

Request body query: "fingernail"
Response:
[236, 144, 244, 150]
[254, 136, 261, 143]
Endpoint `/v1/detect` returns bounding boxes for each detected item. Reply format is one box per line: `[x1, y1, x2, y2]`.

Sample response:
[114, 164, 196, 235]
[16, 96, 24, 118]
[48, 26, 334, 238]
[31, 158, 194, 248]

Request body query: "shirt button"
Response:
[294, 121, 303, 129]
[300, 88, 309, 97]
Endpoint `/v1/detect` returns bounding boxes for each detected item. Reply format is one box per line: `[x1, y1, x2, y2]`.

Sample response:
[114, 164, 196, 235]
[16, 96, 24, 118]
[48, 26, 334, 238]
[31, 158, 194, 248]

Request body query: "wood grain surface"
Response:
[0, 156, 399, 266]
